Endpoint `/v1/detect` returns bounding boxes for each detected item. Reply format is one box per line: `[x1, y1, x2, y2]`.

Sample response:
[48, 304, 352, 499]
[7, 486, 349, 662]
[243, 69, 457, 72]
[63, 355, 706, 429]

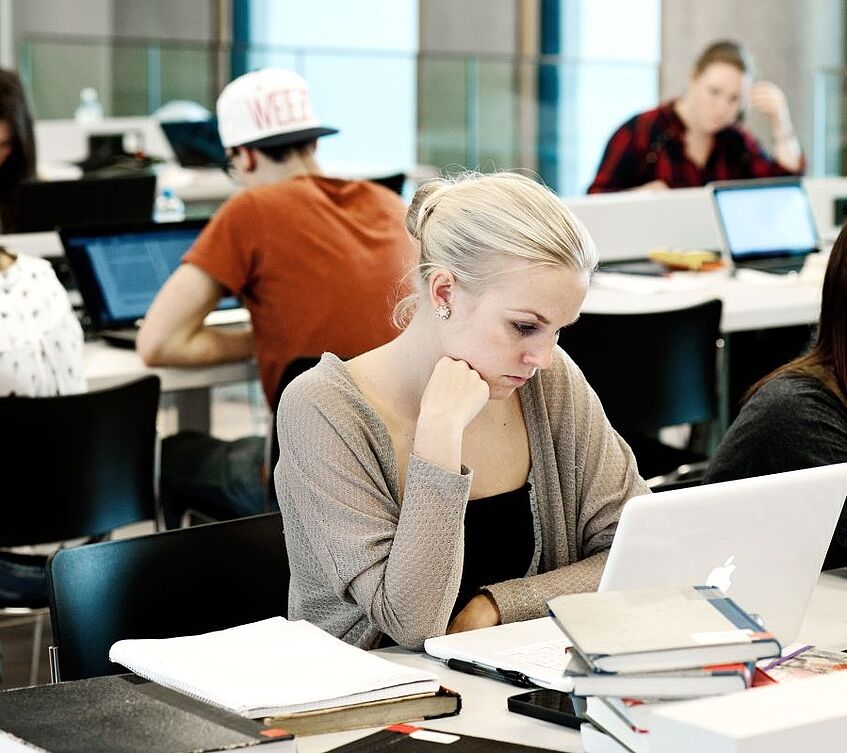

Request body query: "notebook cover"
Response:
[0, 675, 293, 753]
[325, 724, 559, 752]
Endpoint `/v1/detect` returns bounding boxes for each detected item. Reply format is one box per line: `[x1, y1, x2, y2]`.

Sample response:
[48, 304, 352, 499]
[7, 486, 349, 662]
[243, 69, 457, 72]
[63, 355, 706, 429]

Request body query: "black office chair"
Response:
[176, 356, 325, 525]
[0, 376, 160, 685]
[558, 299, 723, 486]
[46, 511, 288, 682]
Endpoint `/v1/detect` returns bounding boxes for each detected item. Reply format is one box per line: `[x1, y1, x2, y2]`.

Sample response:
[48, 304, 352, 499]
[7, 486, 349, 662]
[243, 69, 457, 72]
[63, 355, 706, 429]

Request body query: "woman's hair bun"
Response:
[405, 178, 447, 239]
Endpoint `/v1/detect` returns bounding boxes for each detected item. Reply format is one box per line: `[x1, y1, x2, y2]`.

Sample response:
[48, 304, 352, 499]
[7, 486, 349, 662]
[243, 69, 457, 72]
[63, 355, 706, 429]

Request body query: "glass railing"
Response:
[812, 67, 847, 177]
[18, 34, 661, 195]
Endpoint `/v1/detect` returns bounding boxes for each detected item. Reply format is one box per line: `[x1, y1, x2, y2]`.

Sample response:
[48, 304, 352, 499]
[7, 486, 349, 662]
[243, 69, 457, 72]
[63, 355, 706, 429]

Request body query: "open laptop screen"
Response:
[712, 179, 818, 262]
[62, 219, 238, 329]
[160, 119, 227, 168]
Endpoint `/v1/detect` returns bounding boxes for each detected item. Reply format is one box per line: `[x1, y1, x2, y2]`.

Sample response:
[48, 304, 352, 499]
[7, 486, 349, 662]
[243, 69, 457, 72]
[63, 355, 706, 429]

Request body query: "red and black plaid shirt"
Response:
[587, 101, 803, 194]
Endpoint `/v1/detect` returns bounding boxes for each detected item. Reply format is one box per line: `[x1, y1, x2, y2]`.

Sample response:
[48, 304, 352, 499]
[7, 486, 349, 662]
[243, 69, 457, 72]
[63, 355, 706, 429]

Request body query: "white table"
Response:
[295, 570, 847, 753]
[79, 268, 824, 436]
[797, 568, 847, 649]
[584, 269, 823, 334]
[84, 341, 257, 433]
[300, 650, 581, 753]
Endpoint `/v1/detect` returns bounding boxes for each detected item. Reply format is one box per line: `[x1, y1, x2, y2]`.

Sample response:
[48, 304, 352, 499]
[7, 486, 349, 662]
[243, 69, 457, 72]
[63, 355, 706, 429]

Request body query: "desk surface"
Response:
[84, 340, 256, 393]
[584, 269, 823, 333]
[296, 569, 847, 753]
[301, 650, 581, 753]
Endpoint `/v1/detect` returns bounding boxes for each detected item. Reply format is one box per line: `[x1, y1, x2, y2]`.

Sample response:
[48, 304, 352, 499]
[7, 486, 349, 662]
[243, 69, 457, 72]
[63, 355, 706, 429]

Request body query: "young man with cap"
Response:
[138, 69, 415, 527]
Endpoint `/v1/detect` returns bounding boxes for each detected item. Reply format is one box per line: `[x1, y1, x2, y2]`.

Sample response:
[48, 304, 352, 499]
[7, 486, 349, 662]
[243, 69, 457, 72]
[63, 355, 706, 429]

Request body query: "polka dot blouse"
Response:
[0, 253, 86, 397]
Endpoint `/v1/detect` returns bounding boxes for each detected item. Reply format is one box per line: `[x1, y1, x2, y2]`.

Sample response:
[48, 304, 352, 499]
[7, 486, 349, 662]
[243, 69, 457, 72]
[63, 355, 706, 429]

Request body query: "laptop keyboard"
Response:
[497, 638, 572, 672]
[737, 256, 807, 274]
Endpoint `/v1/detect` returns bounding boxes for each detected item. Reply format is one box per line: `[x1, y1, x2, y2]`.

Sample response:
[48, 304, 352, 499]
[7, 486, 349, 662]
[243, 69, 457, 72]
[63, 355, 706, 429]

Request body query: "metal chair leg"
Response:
[29, 613, 44, 686]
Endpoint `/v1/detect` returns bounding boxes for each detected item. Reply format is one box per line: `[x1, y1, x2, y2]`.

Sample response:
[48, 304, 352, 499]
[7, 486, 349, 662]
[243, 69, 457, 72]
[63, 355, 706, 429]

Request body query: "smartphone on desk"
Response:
[507, 688, 583, 730]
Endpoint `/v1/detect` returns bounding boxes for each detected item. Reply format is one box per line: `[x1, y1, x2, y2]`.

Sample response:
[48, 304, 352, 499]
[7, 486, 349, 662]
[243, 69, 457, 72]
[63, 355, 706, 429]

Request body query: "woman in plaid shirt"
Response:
[588, 40, 803, 193]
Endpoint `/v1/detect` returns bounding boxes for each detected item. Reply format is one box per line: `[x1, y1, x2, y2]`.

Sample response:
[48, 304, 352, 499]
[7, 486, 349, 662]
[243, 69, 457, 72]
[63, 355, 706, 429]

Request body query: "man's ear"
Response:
[243, 147, 259, 173]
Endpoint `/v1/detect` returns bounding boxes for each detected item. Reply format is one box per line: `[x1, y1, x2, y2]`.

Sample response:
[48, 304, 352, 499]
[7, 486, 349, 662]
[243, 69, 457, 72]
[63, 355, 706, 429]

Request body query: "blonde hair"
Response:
[394, 171, 597, 326]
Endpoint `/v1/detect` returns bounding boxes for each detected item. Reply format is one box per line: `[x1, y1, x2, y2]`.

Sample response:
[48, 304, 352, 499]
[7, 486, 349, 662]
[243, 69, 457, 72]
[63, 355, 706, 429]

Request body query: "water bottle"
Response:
[153, 188, 186, 223]
[74, 87, 103, 124]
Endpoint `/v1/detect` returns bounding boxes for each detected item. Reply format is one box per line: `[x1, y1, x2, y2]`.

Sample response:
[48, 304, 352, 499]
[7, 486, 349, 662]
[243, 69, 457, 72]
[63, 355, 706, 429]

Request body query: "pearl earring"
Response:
[435, 303, 451, 321]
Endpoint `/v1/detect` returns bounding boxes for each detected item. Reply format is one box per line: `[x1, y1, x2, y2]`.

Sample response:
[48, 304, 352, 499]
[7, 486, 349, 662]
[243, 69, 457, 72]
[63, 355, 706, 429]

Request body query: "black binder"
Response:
[0, 675, 294, 753]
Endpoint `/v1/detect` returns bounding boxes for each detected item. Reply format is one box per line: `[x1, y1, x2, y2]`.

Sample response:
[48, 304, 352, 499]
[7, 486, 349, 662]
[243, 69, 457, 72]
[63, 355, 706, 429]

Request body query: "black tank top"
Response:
[377, 482, 535, 648]
[451, 481, 535, 619]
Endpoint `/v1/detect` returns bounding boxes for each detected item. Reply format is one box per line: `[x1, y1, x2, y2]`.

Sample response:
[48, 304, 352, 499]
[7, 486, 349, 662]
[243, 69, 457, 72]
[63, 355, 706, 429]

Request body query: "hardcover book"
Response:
[265, 687, 461, 736]
[566, 651, 754, 700]
[548, 586, 781, 674]
[324, 724, 564, 752]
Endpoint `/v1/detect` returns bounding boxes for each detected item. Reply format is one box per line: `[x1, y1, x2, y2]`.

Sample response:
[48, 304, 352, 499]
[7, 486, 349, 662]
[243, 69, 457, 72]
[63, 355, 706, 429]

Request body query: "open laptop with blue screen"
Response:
[425, 464, 847, 689]
[60, 219, 245, 348]
[711, 177, 820, 274]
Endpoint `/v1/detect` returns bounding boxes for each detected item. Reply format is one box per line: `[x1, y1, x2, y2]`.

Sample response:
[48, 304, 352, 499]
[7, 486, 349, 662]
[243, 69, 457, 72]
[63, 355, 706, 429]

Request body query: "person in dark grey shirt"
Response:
[705, 227, 847, 569]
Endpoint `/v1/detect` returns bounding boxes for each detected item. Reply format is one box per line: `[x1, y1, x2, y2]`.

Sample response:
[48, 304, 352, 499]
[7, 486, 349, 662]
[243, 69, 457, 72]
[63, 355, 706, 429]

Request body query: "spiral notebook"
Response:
[109, 617, 439, 719]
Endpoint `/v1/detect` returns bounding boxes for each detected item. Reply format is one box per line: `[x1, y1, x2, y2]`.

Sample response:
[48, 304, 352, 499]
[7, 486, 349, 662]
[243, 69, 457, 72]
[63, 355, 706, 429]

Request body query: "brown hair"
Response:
[746, 225, 847, 406]
[693, 40, 756, 79]
[0, 69, 36, 232]
[255, 138, 316, 164]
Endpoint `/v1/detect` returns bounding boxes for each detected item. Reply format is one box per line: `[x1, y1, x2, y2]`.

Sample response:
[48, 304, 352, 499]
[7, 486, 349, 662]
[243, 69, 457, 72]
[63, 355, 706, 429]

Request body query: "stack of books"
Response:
[547, 586, 782, 753]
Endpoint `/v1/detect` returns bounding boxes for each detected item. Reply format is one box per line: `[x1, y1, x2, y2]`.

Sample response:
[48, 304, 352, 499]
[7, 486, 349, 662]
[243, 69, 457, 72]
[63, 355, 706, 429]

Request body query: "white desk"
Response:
[298, 569, 847, 753]
[797, 567, 847, 649]
[584, 270, 823, 333]
[300, 650, 581, 753]
[84, 341, 257, 433]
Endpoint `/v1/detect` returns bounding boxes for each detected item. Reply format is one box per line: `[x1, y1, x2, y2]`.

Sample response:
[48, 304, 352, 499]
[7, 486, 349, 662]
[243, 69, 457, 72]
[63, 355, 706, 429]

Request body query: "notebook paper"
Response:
[110, 617, 439, 718]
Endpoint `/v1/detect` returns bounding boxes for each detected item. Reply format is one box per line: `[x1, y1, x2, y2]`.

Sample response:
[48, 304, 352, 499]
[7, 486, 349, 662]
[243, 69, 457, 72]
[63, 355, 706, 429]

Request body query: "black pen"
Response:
[446, 658, 536, 688]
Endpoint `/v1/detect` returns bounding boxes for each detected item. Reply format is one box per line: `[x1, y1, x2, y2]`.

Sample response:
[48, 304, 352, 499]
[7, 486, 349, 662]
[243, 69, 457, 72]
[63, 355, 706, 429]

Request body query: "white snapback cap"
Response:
[216, 68, 338, 149]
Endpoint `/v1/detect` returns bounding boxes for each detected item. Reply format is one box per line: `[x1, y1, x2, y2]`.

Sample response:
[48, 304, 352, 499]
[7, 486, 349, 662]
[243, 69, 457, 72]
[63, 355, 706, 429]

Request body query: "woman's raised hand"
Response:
[749, 81, 791, 130]
[413, 357, 490, 472]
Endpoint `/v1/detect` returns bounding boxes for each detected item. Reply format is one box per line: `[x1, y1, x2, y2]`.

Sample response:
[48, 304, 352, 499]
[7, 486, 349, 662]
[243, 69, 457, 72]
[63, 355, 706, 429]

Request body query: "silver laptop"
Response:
[425, 465, 847, 686]
[711, 177, 820, 274]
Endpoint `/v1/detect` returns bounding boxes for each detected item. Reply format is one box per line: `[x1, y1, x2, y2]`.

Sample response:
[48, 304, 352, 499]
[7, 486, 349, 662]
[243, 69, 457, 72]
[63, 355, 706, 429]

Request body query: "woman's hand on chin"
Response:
[414, 357, 490, 472]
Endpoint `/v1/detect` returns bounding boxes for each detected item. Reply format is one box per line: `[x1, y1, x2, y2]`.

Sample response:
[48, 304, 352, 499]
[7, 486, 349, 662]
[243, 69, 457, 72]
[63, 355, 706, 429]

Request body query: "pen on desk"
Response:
[445, 658, 536, 688]
[762, 644, 814, 672]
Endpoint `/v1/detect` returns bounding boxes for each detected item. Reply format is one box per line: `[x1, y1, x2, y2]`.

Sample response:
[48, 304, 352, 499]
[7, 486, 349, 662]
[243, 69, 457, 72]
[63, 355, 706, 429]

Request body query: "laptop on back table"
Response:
[18, 173, 156, 233]
[425, 464, 847, 688]
[159, 119, 228, 169]
[60, 219, 245, 348]
[711, 177, 820, 275]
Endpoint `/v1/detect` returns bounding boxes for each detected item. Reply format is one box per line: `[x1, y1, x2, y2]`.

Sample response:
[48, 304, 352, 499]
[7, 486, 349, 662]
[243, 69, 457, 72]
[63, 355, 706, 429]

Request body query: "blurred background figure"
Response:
[588, 40, 803, 193]
[0, 69, 36, 233]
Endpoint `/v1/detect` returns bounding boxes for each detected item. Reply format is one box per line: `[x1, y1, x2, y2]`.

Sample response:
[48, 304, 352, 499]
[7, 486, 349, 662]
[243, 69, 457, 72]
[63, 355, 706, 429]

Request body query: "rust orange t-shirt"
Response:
[183, 175, 415, 405]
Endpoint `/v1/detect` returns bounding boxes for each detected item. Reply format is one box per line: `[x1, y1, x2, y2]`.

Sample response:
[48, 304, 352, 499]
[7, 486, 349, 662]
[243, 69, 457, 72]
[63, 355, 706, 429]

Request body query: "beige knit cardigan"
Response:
[276, 349, 648, 650]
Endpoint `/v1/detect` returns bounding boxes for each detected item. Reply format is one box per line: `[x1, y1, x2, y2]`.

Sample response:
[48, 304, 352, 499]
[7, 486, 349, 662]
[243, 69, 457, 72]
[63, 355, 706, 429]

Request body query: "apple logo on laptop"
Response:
[705, 556, 736, 592]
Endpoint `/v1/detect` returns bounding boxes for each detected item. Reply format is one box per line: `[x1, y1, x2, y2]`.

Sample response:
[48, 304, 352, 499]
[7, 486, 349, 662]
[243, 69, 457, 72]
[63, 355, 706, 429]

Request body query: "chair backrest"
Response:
[267, 356, 327, 504]
[558, 299, 723, 436]
[47, 511, 288, 681]
[0, 376, 160, 546]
